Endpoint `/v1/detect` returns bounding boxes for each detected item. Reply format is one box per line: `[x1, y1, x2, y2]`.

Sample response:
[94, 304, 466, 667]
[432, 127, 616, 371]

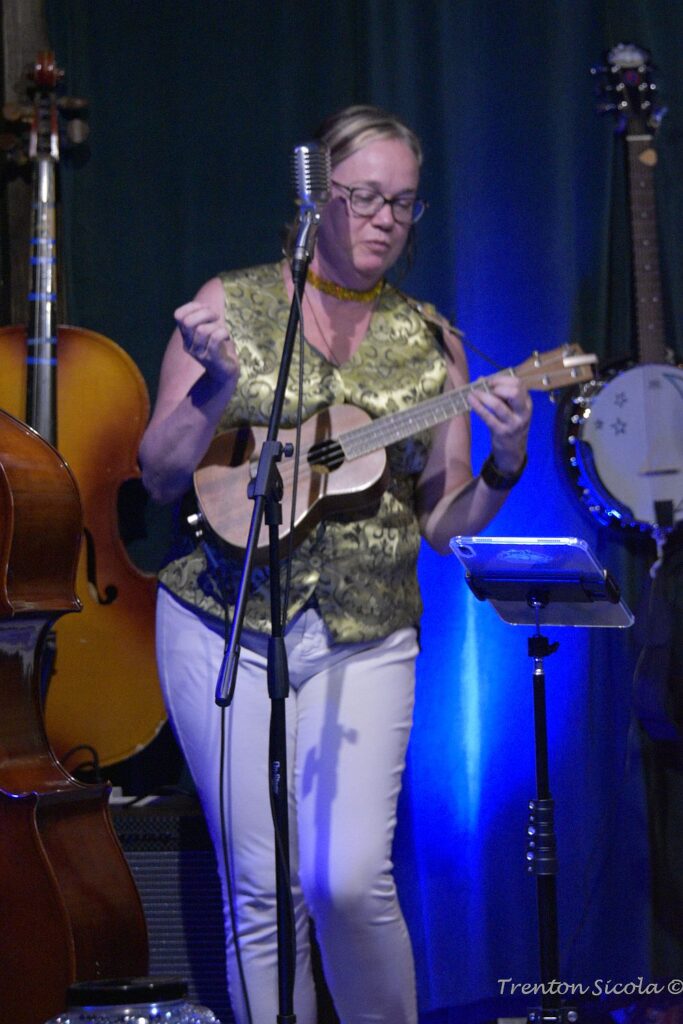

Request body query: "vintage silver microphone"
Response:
[290, 141, 331, 283]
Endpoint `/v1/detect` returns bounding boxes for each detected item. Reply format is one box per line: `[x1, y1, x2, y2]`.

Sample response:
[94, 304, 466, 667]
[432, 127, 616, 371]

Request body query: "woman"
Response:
[140, 104, 532, 1024]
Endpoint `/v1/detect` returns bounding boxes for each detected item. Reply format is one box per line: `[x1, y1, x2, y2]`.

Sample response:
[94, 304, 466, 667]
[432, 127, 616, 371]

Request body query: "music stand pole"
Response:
[450, 534, 634, 1024]
[525, 598, 575, 1024]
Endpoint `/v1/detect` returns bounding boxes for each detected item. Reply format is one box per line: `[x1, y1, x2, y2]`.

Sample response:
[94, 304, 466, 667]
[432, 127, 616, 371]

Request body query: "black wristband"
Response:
[480, 451, 527, 491]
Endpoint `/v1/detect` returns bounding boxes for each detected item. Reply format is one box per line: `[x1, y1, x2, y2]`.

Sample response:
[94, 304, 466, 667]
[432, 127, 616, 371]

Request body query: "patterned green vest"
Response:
[159, 262, 449, 643]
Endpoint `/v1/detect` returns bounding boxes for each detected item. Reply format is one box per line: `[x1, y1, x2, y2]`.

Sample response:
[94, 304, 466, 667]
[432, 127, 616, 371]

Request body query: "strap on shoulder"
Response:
[394, 289, 464, 362]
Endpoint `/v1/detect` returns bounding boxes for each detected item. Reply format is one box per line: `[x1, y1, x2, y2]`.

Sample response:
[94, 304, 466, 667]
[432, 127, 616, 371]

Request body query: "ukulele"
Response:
[193, 343, 596, 562]
[561, 43, 683, 539]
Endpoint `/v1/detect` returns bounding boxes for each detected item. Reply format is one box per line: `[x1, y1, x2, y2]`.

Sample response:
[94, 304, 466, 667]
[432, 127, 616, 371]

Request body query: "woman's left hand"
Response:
[468, 376, 532, 473]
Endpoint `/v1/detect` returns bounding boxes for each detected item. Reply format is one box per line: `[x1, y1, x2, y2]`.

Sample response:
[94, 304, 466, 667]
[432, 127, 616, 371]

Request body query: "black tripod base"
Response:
[528, 1006, 578, 1023]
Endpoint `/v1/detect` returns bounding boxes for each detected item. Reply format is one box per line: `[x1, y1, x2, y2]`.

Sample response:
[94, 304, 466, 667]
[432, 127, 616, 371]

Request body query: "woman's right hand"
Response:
[139, 278, 240, 504]
[174, 300, 239, 386]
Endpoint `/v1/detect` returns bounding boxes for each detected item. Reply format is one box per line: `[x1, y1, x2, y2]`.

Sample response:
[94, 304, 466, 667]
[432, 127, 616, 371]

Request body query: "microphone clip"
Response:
[291, 207, 321, 286]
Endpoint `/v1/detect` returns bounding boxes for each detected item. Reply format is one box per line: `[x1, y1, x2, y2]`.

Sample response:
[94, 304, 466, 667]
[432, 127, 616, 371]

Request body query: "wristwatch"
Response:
[480, 451, 527, 491]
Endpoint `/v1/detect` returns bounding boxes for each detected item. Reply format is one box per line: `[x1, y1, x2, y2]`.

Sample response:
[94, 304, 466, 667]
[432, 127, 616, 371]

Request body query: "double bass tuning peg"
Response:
[57, 96, 90, 148]
[65, 118, 90, 146]
[0, 104, 33, 173]
[57, 95, 88, 113]
[2, 102, 33, 123]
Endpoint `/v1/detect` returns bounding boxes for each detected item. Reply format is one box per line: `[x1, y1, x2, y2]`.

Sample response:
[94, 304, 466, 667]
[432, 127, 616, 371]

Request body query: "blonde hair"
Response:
[282, 104, 422, 257]
[313, 104, 423, 169]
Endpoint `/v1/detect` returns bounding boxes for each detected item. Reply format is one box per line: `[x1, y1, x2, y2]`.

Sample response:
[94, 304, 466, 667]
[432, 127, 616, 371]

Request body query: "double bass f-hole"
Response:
[83, 527, 117, 605]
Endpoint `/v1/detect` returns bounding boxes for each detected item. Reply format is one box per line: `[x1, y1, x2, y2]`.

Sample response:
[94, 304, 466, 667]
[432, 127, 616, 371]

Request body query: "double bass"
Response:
[0, 52, 165, 766]
[0, 408, 148, 1024]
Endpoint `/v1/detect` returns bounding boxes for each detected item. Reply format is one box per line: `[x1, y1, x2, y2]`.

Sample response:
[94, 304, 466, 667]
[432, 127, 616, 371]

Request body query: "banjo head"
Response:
[562, 363, 683, 533]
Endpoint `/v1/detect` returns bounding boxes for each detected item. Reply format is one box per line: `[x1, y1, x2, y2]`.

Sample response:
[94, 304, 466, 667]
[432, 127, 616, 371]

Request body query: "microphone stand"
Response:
[215, 206, 321, 1024]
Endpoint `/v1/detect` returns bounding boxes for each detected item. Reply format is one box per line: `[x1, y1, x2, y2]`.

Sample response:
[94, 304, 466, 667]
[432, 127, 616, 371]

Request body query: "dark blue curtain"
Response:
[43, 1, 683, 1019]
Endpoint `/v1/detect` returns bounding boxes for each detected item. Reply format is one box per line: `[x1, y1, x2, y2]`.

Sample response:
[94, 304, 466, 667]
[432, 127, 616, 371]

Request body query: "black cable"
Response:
[280, 272, 307, 628]
[459, 331, 506, 372]
[61, 743, 102, 782]
[268, 718, 298, 981]
[218, 704, 254, 1024]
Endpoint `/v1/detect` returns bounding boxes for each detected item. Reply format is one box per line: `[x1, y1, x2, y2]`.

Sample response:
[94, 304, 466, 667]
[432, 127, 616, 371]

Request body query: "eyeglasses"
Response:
[331, 181, 427, 225]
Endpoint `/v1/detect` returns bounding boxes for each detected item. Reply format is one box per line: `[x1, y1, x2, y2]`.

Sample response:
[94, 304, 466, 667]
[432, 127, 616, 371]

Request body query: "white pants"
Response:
[156, 587, 419, 1024]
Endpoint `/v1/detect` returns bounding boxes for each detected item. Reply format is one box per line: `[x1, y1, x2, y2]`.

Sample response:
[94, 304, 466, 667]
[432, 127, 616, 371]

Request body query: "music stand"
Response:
[450, 536, 634, 1024]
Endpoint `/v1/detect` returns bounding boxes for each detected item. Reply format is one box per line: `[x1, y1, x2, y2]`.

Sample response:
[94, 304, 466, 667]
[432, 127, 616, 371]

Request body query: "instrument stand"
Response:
[450, 536, 634, 1024]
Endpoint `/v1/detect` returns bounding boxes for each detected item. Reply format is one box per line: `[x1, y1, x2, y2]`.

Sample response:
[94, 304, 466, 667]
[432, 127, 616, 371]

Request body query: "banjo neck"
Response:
[625, 132, 667, 364]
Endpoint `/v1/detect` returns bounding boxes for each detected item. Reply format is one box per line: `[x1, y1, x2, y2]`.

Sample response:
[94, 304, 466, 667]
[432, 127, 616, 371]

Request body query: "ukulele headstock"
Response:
[591, 43, 666, 135]
[508, 344, 597, 393]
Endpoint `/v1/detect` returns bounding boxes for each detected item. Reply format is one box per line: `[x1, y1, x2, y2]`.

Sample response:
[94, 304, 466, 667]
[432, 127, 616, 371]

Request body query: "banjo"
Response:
[560, 44, 683, 538]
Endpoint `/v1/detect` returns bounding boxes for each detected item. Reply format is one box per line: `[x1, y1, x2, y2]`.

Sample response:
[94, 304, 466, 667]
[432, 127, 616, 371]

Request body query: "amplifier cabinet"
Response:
[112, 798, 233, 1024]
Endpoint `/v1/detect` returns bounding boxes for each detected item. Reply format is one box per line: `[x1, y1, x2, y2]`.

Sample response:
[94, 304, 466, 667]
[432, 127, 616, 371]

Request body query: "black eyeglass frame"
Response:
[331, 180, 428, 225]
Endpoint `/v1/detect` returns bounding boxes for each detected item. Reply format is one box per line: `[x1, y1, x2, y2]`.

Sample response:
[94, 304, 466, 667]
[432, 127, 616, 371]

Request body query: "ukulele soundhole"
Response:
[307, 438, 345, 473]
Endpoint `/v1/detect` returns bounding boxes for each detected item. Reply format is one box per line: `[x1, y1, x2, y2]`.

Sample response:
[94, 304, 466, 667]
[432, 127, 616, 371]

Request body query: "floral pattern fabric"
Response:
[159, 261, 451, 643]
